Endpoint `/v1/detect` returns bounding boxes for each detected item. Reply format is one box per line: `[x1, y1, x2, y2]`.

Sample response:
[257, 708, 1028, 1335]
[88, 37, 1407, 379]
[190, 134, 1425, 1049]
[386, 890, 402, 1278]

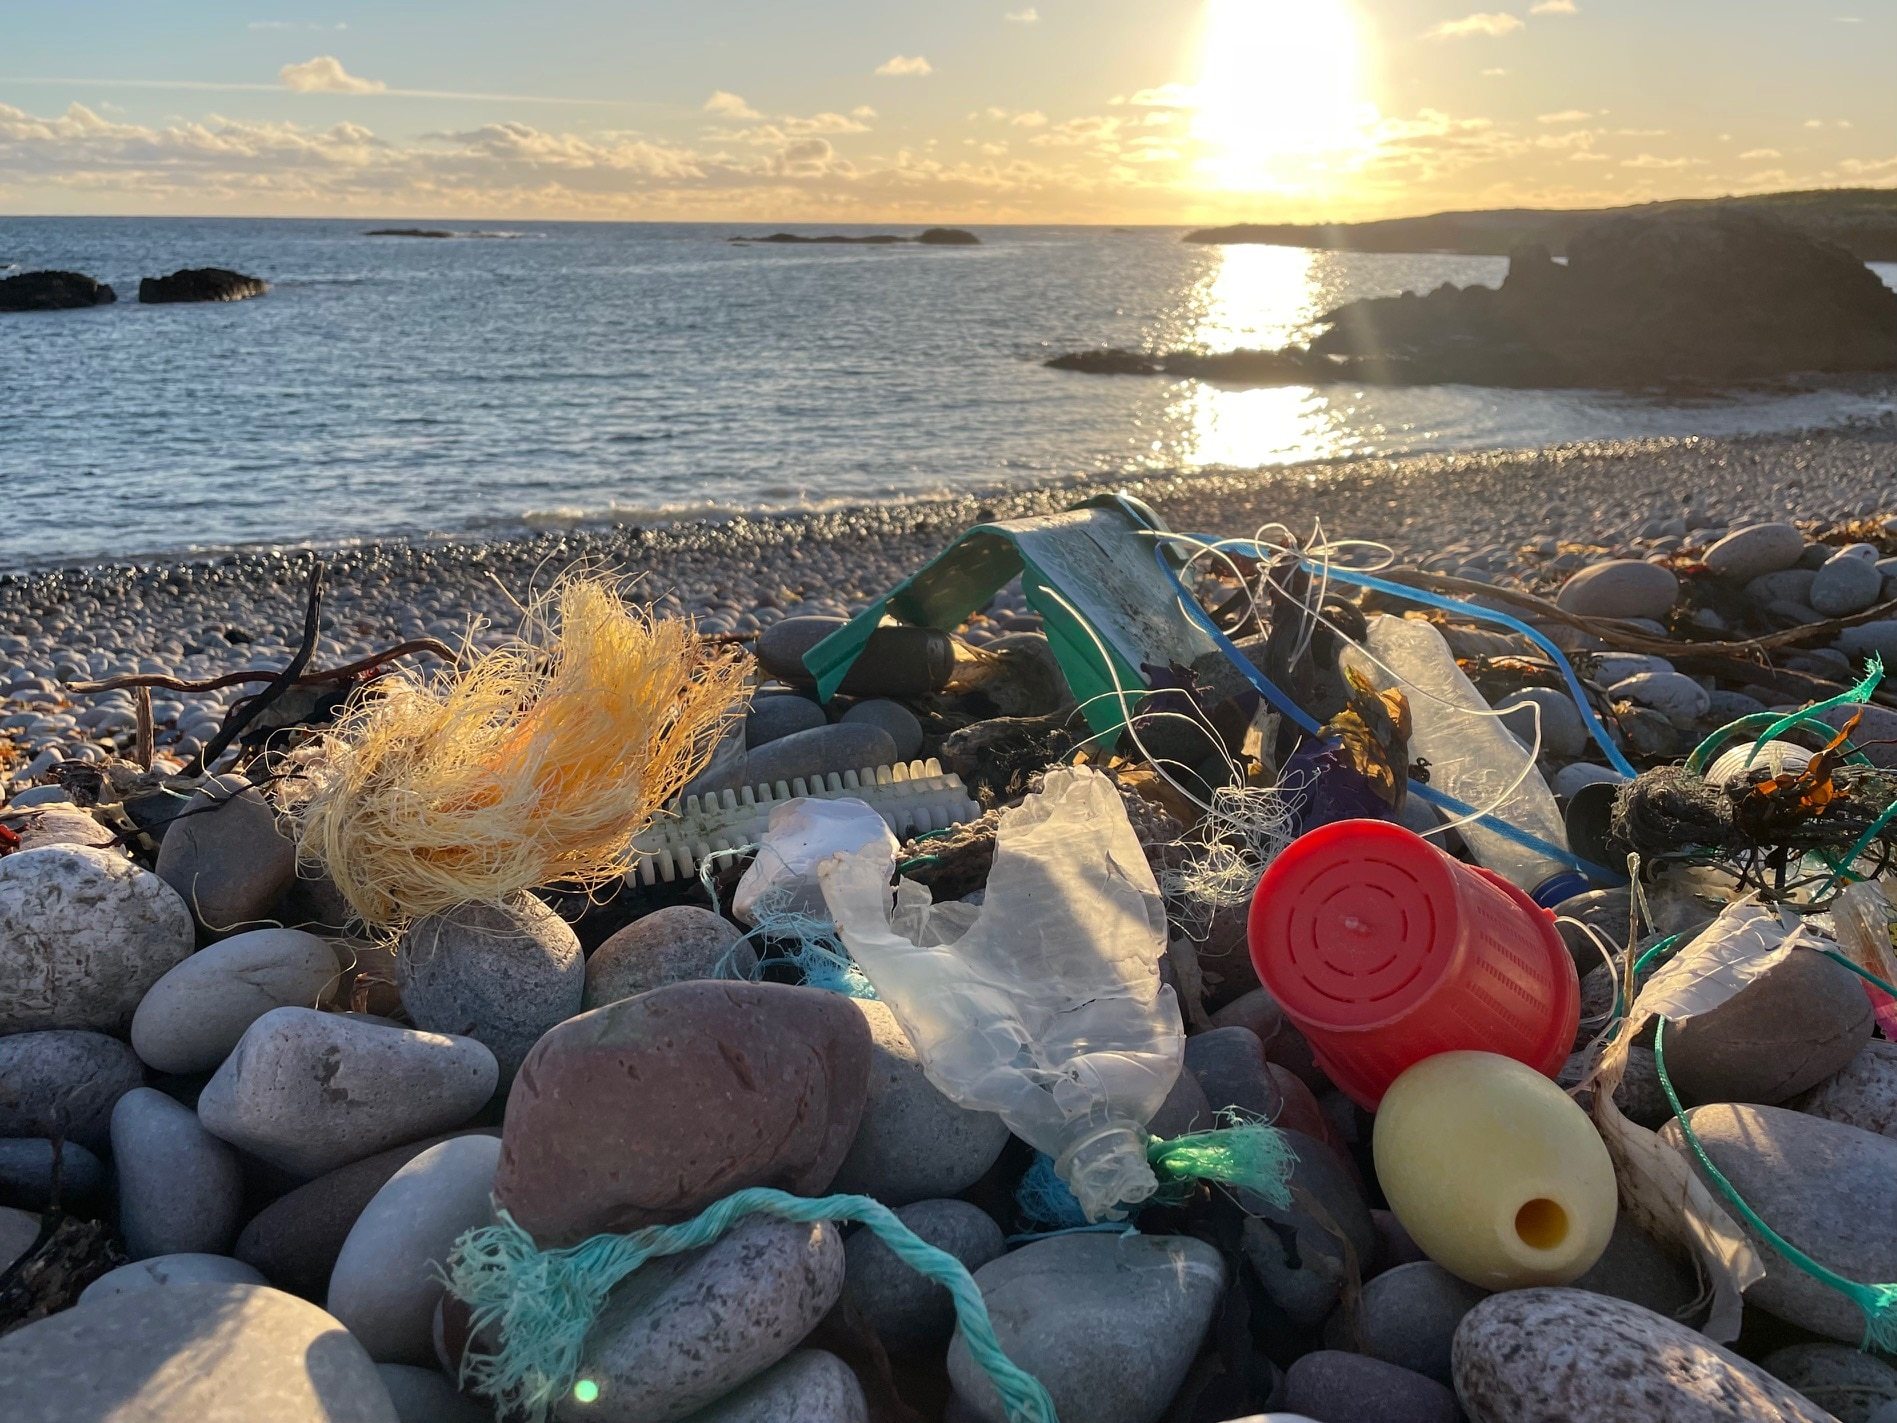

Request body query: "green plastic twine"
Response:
[1652, 1018, 1897, 1352]
[1740, 655, 1885, 771]
[1684, 707, 1876, 777]
[444, 1187, 1059, 1423]
[1148, 1118, 1298, 1210]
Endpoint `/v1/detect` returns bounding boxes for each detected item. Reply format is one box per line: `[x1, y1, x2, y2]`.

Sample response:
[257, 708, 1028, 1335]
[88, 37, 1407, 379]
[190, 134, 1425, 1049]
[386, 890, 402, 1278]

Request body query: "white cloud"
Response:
[1005, 7, 1040, 22]
[1739, 147, 1781, 159]
[1536, 109, 1594, 123]
[851, 105, 877, 120]
[1011, 110, 1048, 127]
[1426, 12, 1525, 39]
[1804, 118, 1826, 128]
[1126, 82, 1196, 109]
[1622, 152, 1701, 169]
[874, 55, 933, 77]
[783, 111, 872, 135]
[1530, 0, 1578, 14]
[703, 91, 760, 120]
[279, 56, 386, 95]
[250, 20, 348, 31]
[1481, 67, 1509, 76]
[1569, 151, 1611, 162]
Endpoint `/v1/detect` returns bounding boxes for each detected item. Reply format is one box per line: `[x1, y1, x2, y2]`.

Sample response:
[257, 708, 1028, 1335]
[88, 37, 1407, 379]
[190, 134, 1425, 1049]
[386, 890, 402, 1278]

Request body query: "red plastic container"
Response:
[1248, 819, 1579, 1110]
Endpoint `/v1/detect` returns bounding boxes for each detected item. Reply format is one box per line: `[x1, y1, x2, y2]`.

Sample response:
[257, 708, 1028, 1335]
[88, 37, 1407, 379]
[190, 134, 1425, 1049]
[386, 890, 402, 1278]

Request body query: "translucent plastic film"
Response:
[820, 765, 1183, 1220]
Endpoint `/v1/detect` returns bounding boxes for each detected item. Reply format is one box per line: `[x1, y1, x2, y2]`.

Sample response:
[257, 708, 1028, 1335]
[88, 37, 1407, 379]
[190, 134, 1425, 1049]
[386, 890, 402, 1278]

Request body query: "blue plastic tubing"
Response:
[1153, 539, 1627, 887]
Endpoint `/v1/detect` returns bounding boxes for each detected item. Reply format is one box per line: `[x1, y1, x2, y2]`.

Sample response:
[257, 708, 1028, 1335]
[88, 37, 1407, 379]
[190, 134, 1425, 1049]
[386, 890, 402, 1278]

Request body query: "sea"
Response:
[3, 217, 1895, 570]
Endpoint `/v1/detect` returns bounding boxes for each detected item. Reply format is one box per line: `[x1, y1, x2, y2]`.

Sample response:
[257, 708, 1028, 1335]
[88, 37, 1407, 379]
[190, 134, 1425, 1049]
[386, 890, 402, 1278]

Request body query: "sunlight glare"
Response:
[1191, 0, 1375, 194]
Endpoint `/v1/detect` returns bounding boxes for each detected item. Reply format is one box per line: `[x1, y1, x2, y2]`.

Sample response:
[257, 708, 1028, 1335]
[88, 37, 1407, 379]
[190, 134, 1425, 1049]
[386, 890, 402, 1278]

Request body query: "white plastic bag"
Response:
[819, 765, 1183, 1221]
[733, 797, 898, 925]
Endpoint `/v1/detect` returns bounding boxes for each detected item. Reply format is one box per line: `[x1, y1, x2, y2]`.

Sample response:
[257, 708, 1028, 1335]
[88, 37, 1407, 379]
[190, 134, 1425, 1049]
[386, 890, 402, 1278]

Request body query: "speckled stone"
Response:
[0, 1281, 399, 1423]
[197, 1008, 498, 1179]
[112, 1087, 243, 1259]
[0, 1137, 105, 1209]
[1283, 1351, 1458, 1423]
[328, 1135, 502, 1366]
[1791, 1037, 1897, 1140]
[582, 905, 753, 1009]
[1556, 560, 1680, 621]
[1663, 1104, 1897, 1342]
[0, 1029, 146, 1154]
[1453, 1288, 1833, 1422]
[1662, 948, 1872, 1106]
[398, 895, 584, 1084]
[556, 1216, 844, 1423]
[1761, 1343, 1897, 1423]
[1240, 1130, 1376, 1328]
[746, 694, 828, 748]
[131, 926, 344, 1075]
[1704, 523, 1806, 582]
[1323, 1262, 1487, 1384]
[946, 1233, 1225, 1423]
[840, 699, 924, 760]
[374, 1364, 492, 1423]
[80, 1253, 266, 1304]
[842, 1199, 1005, 1351]
[0, 845, 194, 1034]
[495, 981, 870, 1246]
[824, 999, 1010, 1206]
[681, 1350, 868, 1423]
[155, 773, 298, 936]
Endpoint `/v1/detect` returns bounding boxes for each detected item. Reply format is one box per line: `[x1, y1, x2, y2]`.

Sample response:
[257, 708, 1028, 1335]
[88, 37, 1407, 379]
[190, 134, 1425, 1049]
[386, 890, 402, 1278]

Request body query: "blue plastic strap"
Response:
[1150, 541, 1624, 887]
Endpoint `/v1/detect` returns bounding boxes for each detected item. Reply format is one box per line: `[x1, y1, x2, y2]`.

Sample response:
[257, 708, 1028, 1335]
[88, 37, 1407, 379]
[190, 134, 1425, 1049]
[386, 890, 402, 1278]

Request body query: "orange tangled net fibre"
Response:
[296, 575, 747, 931]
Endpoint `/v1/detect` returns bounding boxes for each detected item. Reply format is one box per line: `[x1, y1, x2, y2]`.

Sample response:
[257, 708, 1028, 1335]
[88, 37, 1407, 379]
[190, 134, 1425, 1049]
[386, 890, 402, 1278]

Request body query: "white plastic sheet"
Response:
[733, 797, 898, 925]
[820, 765, 1183, 1221]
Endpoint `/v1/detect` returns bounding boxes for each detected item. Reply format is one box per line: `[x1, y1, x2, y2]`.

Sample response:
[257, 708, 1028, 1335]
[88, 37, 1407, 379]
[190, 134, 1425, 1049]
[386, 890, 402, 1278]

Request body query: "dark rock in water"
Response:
[1052, 211, 1897, 388]
[0, 270, 116, 312]
[137, 268, 268, 303]
[365, 228, 454, 238]
[1044, 348, 1164, 375]
[730, 228, 980, 246]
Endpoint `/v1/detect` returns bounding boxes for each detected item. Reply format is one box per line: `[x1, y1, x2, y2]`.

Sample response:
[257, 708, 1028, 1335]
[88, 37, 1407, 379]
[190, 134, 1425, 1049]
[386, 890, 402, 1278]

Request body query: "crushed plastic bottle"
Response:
[1344, 615, 1583, 904]
[819, 764, 1183, 1221]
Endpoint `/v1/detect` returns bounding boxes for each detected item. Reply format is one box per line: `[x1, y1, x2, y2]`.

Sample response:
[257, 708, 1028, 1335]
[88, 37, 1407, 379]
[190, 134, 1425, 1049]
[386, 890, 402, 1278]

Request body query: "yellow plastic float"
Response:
[1373, 1050, 1617, 1289]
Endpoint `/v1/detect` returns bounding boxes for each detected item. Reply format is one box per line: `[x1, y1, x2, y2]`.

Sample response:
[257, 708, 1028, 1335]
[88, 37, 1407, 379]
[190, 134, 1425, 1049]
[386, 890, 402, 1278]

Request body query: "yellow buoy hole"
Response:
[1514, 1197, 1570, 1251]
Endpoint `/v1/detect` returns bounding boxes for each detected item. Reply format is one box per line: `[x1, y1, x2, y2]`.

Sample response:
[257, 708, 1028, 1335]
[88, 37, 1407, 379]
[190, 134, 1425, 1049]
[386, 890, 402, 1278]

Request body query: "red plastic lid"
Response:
[1249, 819, 1464, 1031]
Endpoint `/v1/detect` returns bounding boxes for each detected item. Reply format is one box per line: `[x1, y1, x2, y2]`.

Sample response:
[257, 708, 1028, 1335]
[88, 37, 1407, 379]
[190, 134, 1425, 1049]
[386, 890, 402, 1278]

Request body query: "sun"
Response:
[1190, 0, 1377, 195]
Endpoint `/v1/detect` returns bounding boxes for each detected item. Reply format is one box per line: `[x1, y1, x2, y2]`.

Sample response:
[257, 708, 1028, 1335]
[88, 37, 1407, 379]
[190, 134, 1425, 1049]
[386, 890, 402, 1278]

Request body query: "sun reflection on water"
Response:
[1159, 244, 1369, 470]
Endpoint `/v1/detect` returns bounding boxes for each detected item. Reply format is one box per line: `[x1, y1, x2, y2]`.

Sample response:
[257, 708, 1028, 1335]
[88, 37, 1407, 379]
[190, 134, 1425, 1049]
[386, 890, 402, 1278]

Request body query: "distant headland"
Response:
[1185, 187, 1897, 263]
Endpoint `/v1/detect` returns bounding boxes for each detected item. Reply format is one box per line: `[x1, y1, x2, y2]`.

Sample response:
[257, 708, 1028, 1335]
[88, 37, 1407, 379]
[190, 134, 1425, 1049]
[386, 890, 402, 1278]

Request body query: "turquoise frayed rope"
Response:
[443, 1187, 1056, 1423]
[1653, 1018, 1897, 1352]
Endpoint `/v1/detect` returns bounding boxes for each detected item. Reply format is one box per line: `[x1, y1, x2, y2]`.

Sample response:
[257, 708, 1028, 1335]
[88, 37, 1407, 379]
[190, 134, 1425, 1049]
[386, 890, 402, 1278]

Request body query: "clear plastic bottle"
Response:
[819, 765, 1183, 1220]
[1344, 615, 1584, 904]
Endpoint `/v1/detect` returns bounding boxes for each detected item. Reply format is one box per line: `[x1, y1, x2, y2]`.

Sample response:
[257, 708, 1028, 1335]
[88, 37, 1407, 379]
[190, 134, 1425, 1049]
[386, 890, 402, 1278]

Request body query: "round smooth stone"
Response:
[131, 927, 343, 1075]
[81, 1253, 266, 1304]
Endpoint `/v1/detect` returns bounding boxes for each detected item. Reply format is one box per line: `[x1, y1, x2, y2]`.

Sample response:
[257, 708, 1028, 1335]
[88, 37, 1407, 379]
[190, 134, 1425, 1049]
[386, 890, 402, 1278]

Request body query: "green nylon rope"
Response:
[446, 1188, 1059, 1423]
[1739, 656, 1885, 770]
[441, 1122, 1297, 1423]
[1652, 1018, 1897, 1353]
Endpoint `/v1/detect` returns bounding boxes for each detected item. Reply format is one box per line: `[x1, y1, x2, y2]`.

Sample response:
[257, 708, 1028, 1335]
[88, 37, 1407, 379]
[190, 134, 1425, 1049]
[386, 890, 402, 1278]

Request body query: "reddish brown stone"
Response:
[492, 980, 872, 1246]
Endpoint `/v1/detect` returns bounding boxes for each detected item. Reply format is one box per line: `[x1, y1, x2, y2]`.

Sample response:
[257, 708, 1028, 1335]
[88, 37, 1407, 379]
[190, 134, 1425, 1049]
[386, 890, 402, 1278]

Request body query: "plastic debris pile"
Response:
[9, 510, 1897, 1423]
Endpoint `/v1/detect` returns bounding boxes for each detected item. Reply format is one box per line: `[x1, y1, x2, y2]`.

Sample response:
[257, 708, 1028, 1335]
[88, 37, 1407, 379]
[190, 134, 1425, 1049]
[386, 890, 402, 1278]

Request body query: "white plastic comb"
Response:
[629, 758, 981, 886]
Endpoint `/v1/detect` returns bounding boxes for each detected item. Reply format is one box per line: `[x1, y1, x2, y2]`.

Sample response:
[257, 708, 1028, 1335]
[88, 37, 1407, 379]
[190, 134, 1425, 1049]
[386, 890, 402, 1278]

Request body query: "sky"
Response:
[0, 1, 1891, 224]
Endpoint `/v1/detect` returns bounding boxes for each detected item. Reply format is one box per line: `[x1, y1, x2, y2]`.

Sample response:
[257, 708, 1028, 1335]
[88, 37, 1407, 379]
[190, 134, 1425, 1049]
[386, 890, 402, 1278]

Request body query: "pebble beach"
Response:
[6, 426, 1897, 776]
[12, 425, 1897, 1423]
